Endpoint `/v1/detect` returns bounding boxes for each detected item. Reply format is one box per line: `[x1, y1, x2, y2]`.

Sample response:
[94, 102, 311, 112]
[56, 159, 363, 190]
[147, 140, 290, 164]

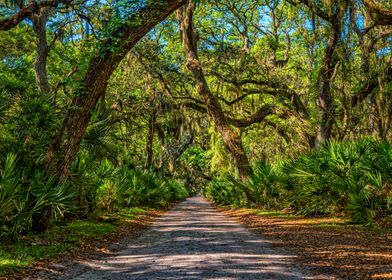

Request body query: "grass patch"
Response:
[248, 209, 352, 227]
[0, 208, 147, 276]
[376, 227, 392, 234]
[248, 210, 392, 233]
[247, 208, 392, 234]
[247, 209, 296, 219]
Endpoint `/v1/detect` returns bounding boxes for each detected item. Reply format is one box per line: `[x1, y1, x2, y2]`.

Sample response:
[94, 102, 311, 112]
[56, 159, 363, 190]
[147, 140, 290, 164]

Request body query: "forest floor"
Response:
[20, 195, 306, 280]
[2, 195, 391, 279]
[222, 208, 392, 279]
[1, 208, 164, 280]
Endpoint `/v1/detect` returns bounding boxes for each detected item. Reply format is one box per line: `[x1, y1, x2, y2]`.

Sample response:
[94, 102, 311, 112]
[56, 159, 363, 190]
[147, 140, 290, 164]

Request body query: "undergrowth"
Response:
[204, 138, 392, 226]
[0, 208, 147, 276]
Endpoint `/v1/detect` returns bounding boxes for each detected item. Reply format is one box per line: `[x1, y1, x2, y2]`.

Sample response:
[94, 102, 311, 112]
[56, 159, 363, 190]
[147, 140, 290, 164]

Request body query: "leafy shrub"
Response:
[283, 139, 392, 224]
[204, 174, 248, 206]
[206, 139, 392, 225]
[166, 179, 189, 202]
[96, 166, 189, 211]
[0, 154, 75, 240]
[0, 84, 192, 240]
[204, 162, 284, 208]
[248, 162, 285, 208]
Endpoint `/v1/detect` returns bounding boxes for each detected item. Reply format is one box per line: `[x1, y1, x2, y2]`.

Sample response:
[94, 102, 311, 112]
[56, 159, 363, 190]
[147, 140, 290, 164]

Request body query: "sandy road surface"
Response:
[69, 195, 307, 280]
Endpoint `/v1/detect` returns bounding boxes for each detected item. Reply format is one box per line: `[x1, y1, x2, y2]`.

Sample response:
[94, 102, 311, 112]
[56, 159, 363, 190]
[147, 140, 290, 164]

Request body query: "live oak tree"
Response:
[43, 0, 188, 180]
[1, 0, 390, 179]
[0, 0, 391, 223]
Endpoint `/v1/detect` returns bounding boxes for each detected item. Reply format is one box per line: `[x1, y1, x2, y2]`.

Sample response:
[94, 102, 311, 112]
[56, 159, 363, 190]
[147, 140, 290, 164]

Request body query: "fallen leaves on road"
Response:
[222, 208, 392, 279]
[3, 209, 163, 280]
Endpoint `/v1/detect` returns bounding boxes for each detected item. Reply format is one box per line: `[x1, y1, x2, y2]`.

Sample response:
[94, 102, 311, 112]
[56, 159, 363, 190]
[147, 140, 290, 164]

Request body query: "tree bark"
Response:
[0, 0, 73, 31]
[179, 1, 253, 183]
[32, 7, 50, 94]
[45, 0, 187, 180]
[314, 27, 339, 147]
[145, 112, 156, 168]
[158, 132, 193, 174]
[362, 0, 392, 26]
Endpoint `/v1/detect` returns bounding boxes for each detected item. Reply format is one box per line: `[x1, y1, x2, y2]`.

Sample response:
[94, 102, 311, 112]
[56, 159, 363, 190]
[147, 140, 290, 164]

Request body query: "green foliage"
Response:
[1, 0, 392, 249]
[204, 174, 248, 207]
[0, 150, 189, 240]
[204, 161, 285, 208]
[0, 87, 76, 239]
[284, 139, 392, 224]
[0, 153, 20, 227]
[0, 209, 144, 276]
[97, 166, 189, 211]
[0, 154, 75, 240]
[206, 139, 392, 225]
[248, 162, 284, 208]
[0, 90, 189, 240]
[204, 162, 284, 208]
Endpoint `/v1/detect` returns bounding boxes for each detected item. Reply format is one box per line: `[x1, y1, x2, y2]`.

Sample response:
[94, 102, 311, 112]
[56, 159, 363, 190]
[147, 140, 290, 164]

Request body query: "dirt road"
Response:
[67, 195, 307, 280]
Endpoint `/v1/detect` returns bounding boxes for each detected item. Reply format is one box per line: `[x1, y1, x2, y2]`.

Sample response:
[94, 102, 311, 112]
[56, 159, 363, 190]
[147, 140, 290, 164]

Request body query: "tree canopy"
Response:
[0, 0, 391, 237]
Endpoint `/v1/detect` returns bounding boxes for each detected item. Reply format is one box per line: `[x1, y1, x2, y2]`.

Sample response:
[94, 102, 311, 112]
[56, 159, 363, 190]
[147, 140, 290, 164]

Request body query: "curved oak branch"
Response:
[0, 0, 73, 31]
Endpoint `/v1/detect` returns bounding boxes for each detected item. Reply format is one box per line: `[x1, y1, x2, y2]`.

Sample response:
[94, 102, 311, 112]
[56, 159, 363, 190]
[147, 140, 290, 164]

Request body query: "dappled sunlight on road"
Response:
[70, 195, 307, 280]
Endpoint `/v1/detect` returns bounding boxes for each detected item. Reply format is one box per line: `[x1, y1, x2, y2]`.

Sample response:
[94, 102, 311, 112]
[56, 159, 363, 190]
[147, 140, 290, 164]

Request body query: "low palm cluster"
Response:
[205, 139, 392, 225]
[0, 153, 74, 240]
[0, 154, 189, 241]
[0, 92, 190, 241]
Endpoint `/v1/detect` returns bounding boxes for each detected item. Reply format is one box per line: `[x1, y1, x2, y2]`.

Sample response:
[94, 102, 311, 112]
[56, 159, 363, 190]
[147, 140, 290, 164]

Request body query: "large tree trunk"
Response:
[45, 0, 187, 180]
[145, 112, 156, 168]
[160, 132, 194, 174]
[366, 93, 380, 137]
[315, 27, 339, 147]
[32, 7, 50, 94]
[179, 1, 253, 183]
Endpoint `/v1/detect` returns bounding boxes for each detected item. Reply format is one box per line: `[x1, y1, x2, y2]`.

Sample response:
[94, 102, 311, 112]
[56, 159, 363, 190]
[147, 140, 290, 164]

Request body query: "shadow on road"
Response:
[68, 195, 306, 280]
